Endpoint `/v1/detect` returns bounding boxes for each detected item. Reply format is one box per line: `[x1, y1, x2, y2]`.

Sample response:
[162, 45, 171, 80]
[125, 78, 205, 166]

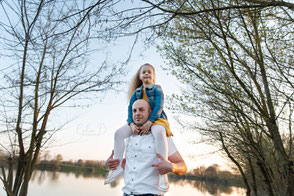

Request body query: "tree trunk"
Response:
[219, 132, 251, 196]
[248, 157, 258, 196]
[256, 160, 274, 196]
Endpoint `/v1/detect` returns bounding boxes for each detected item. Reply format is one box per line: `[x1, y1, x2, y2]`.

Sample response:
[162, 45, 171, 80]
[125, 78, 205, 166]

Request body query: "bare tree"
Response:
[0, 1, 127, 196]
[148, 0, 294, 195]
[1, 0, 293, 196]
[94, 1, 294, 195]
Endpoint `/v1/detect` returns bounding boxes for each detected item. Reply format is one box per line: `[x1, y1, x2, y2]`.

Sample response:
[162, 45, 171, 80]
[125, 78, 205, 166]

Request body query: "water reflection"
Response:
[28, 169, 244, 196]
[169, 177, 234, 195]
[30, 169, 108, 184]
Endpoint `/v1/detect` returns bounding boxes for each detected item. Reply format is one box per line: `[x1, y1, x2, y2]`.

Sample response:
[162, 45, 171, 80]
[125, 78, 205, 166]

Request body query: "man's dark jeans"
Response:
[123, 193, 163, 196]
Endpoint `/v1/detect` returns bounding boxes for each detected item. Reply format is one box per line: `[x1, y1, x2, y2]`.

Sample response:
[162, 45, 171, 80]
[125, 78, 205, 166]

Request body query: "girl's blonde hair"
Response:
[128, 63, 155, 99]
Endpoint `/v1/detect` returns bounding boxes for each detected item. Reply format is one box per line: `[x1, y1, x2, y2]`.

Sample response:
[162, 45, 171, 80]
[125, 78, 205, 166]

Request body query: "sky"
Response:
[45, 36, 231, 171]
[0, 1, 231, 172]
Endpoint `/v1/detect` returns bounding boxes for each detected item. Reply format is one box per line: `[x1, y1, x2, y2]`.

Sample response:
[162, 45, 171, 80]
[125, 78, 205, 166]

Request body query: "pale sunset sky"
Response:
[0, 1, 231, 171]
[46, 36, 231, 171]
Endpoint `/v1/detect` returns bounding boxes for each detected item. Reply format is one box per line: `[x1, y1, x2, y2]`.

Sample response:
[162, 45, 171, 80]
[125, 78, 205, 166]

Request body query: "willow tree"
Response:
[0, 1, 126, 196]
[149, 1, 294, 195]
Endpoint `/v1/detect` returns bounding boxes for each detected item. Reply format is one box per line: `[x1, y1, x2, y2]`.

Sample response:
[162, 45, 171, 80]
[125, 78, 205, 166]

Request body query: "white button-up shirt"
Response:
[122, 133, 177, 195]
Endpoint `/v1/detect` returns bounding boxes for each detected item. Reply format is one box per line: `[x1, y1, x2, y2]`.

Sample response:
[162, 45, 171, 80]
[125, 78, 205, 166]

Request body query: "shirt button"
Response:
[133, 167, 136, 170]
[131, 179, 134, 181]
[149, 146, 151, 148]
[135, 143, 138, 145]
[134, 155, 137, 157]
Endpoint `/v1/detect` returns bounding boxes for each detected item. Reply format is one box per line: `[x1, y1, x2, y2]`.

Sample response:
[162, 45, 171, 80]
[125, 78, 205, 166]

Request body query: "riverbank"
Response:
[168, 173, 244, 188]
[35, 162, 244, 189]
[1, 156, 244, 189]
[36, 162, 108, 176]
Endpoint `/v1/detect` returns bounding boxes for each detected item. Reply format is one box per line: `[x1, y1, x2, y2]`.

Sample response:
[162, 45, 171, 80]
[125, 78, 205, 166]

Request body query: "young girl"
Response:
[104, 63, 173, 192]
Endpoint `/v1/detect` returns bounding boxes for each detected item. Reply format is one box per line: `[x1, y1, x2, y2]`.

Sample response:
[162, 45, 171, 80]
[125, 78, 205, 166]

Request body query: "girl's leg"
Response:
[105, 124, 132, 184]
[113, 124, 133, 165]
[151, 124, 169, 192]
[151, 125, 168, 160]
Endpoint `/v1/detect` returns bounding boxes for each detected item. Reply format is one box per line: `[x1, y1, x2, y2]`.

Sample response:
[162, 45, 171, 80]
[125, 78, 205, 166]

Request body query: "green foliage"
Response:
[175, 164, 243, 187]
[35, 153, 107, 175]
[158, 0, 294, 195]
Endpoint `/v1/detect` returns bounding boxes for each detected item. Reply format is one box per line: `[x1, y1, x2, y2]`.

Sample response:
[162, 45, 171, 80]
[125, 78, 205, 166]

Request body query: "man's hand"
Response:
[139, 120, 153, 135]
[106, 150, 126, 170]
[106, 150, 119, 170]
[152, 153, 172, 175]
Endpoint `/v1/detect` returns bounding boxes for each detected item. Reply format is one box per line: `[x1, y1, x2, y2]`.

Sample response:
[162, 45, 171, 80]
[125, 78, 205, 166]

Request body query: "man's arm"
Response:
[168, 151, 187, 176]
[152, 152, 187, 176]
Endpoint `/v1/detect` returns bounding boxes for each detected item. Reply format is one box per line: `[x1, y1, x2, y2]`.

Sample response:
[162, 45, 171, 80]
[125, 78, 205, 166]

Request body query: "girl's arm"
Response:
[127, 91, 142, 134]
[127, 92, 137, 124]
[148, 85, 164, 122]
[140, 85, 164, 134]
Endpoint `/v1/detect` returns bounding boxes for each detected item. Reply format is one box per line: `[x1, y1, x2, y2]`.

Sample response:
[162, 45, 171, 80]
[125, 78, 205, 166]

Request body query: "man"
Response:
[106, 99, 187, 196]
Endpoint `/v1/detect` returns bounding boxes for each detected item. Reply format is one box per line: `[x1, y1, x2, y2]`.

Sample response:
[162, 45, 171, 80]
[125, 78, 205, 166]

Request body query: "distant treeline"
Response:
[170, 164, 244, 187]
[36, 154, 108, 175]
[0, 152, 107, 174]
[0, 151, 242, 186]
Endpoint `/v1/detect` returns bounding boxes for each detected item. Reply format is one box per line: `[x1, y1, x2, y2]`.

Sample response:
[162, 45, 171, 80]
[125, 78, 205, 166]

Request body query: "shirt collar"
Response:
[136, 83, 155, 92]
[145, 83, 155, 89]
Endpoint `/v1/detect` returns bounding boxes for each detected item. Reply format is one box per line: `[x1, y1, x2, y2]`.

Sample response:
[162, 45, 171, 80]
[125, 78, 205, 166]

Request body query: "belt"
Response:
[123, 193, 162, 196]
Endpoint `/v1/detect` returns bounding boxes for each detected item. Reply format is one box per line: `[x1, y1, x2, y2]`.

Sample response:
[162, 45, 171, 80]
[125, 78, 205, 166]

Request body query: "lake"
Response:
[0, 170, 246, 196]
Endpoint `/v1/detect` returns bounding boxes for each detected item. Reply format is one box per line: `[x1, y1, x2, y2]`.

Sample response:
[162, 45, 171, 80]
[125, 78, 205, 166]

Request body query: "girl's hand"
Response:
[130, 123, 140, 135]
[139, 120, 153, 135]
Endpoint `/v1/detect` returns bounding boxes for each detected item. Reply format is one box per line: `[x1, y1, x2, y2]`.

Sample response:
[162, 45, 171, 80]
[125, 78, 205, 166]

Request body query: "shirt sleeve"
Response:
[127, 91, 137, 124]
[147, 85, 164, 122]
[167, 137, 177, 156]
